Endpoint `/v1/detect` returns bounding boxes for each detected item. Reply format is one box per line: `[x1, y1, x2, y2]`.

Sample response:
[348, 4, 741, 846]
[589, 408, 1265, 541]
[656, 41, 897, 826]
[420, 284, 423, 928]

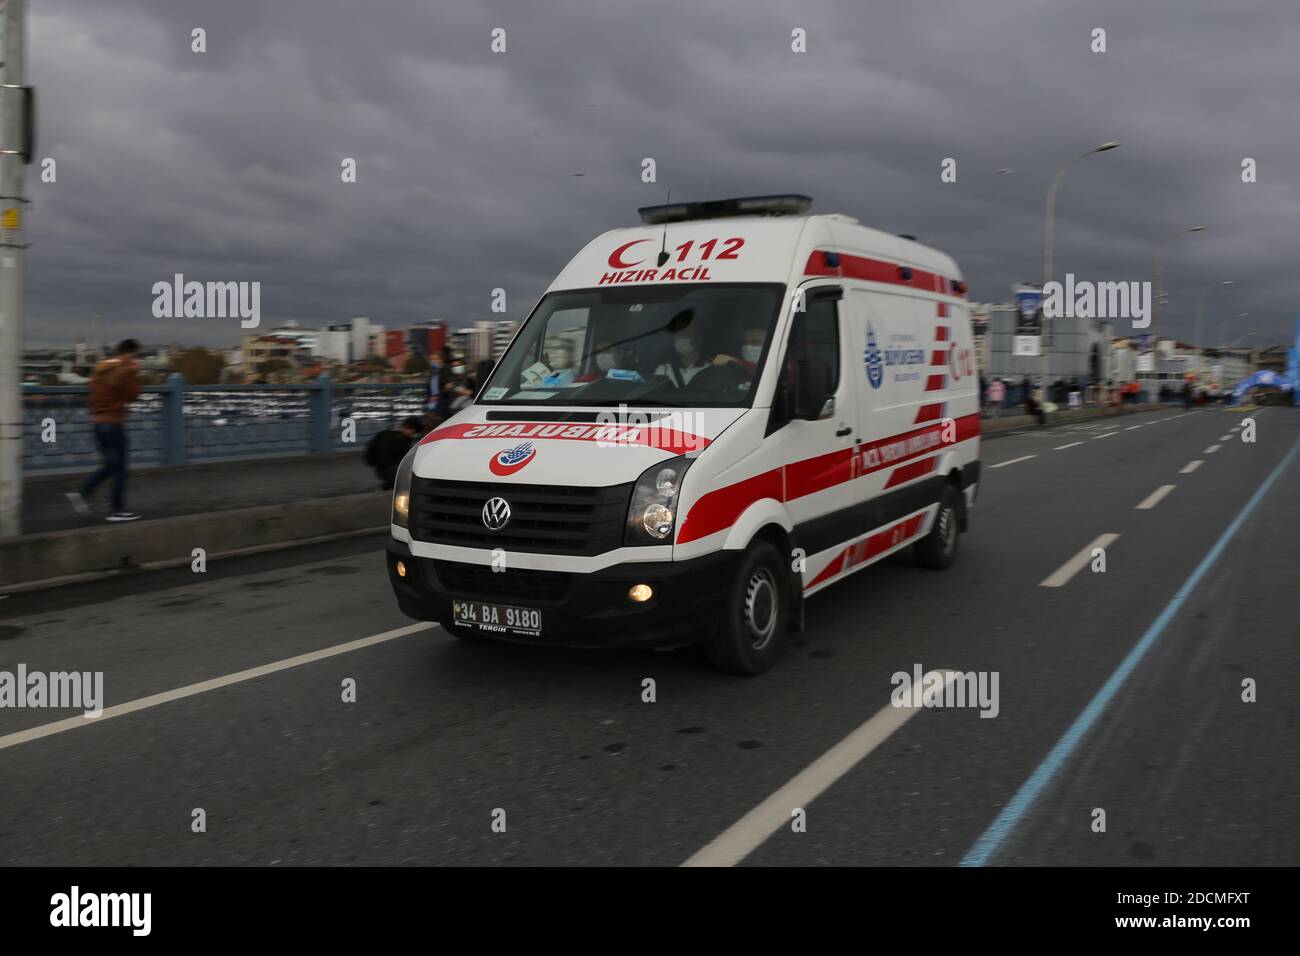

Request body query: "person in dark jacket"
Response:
[366, 417, 425, 490]
[67, 339, 143, 522]
[431, 348, 466, 424]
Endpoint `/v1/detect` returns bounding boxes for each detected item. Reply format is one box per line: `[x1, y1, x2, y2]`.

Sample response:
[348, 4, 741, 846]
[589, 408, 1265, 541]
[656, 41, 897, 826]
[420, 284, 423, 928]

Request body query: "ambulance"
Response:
[387, 195, 980, 674]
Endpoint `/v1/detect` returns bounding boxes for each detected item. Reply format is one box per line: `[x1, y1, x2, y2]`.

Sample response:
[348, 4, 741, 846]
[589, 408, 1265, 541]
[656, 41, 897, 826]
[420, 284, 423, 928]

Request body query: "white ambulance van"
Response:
[388, 195, 980, 674]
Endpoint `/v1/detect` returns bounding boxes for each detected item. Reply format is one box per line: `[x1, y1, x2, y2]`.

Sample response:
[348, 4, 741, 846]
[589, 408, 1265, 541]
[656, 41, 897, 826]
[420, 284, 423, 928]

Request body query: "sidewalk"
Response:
[23, 452, 380, 535]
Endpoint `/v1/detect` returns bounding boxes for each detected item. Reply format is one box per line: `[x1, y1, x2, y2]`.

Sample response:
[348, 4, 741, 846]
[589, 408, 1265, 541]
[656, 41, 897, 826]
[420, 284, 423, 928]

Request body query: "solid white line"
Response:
[991, 455, 1036, 469]
[1136, 484, 1176, 510]
[1053, 441, 1084, 451]
[1039, 533, 1120, 588]
[1204, 445, 1221, 454]
[682, 671, 959, 867]
[0, 622, 435, 753]
[1180, 460, 1203, 474]
[1094, 431, 1118, 439]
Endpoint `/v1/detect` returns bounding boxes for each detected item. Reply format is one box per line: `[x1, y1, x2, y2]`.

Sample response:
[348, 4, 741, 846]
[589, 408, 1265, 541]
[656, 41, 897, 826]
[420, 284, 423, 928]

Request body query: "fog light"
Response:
[628, 583, 653, 603]
[396, 560, 407, 578]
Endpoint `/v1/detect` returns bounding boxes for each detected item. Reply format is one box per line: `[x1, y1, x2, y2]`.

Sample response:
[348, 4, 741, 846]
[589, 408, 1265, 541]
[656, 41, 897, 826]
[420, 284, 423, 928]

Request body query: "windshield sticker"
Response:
[483, 386, 509, 400]
[508, 390, 556, 400]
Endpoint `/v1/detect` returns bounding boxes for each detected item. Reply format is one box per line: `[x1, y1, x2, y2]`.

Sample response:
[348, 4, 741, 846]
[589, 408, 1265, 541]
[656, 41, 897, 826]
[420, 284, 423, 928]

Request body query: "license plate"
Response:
[451, 599, 542, 637]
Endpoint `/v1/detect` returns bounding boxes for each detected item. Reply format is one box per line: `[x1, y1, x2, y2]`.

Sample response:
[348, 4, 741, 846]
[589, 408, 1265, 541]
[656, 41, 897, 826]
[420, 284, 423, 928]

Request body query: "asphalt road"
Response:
[1, 404, 1296, 866]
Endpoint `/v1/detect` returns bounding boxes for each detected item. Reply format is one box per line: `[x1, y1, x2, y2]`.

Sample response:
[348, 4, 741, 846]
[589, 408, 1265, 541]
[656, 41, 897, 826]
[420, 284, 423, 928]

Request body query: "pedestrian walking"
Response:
[66, 339, 143, 522]
[987, 378, 1005, 418]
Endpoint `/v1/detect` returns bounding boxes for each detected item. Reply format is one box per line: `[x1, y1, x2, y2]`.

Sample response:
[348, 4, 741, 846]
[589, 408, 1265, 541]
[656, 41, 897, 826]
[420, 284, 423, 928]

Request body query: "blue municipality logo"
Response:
[864, 324, 884, 389]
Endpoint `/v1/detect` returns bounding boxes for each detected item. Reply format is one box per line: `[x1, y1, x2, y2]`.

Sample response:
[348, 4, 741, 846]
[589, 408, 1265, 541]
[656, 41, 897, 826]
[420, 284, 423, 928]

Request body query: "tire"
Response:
[706, 541, 790, 676]
[915, 483, 961, 570]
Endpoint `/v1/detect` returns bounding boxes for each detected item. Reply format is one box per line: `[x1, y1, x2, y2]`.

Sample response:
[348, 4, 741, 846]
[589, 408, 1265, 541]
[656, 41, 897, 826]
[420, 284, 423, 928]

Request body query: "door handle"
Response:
[836, 426, 852, 437]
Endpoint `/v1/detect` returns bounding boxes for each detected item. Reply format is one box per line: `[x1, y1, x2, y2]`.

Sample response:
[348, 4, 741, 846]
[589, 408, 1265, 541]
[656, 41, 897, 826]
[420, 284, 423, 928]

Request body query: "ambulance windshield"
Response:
[478, 283, 785, 408]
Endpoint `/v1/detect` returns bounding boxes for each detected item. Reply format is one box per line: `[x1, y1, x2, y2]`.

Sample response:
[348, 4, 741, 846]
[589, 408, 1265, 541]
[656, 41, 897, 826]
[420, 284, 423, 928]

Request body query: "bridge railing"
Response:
[21, 374, 427, 474]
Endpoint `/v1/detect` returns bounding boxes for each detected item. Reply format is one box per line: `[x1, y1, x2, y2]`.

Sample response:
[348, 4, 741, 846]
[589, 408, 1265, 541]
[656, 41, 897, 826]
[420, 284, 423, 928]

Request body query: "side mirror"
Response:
[793, 358, 834, 419]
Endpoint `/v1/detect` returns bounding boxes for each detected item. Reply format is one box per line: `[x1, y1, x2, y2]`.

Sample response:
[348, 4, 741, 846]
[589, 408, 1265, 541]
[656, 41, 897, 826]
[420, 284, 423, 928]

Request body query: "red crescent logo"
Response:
[609, 239, 650, 269]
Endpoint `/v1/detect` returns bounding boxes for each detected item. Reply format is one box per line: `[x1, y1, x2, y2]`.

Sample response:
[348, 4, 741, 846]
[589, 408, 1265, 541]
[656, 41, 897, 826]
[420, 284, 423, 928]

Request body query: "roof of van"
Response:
[546, 212, 964, 297]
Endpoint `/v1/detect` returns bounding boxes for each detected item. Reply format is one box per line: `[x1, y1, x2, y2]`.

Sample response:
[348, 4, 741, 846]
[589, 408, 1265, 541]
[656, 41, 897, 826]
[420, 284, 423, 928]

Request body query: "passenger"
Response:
[576, 341, 616, 382]
[655, 328, 712, 386]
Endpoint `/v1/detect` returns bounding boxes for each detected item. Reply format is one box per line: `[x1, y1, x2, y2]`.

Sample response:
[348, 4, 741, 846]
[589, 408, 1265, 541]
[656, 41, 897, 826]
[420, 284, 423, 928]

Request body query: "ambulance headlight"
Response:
[392, 446, 418, 530]
[643, 503, 674, 538]
[626, 455, 694, 545]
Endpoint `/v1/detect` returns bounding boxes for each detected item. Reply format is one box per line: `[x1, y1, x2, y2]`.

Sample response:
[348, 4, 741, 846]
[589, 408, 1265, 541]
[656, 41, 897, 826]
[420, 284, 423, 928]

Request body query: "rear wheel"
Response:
[706, 541, 790, 675]
[915, 483, 961, 570]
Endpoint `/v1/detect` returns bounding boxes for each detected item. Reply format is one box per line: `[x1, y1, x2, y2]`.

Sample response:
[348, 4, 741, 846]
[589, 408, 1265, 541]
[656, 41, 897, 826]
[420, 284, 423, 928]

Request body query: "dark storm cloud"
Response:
[23, 0, 1299, 348]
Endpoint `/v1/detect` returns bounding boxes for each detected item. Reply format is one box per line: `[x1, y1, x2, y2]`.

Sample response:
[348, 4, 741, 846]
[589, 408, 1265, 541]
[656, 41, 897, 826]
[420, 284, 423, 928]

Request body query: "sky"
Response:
[19, 0, 1300, 350]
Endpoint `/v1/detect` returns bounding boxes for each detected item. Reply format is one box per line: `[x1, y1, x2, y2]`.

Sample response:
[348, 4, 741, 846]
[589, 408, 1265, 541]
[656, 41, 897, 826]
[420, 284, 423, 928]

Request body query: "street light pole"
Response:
[0, 0, 29, 538]
[1194, 280, 1234, 378]
[1148, 225, 1206, 400]
[1041, 141, 1119, 391]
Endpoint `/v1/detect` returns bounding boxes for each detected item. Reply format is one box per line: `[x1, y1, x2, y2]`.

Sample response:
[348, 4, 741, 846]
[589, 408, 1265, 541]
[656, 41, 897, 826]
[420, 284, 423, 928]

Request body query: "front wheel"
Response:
[706, 541, 790, 675]
[915, 484, 961, 570]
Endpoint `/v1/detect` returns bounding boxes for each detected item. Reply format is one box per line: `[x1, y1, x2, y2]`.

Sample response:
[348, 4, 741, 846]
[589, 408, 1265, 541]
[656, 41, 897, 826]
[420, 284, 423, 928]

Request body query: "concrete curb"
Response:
[0, 492, 389, 593]
[980, 402, 1170, 435]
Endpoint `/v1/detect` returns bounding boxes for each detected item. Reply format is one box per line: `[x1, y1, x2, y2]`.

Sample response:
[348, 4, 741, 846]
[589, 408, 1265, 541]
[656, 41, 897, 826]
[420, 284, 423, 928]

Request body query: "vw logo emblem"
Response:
[482, 496, 512, 531]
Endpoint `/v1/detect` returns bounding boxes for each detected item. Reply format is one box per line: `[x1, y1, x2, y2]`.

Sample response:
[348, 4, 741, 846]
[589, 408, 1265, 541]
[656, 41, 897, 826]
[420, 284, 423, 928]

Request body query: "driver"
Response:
[713, 323, 767, 374]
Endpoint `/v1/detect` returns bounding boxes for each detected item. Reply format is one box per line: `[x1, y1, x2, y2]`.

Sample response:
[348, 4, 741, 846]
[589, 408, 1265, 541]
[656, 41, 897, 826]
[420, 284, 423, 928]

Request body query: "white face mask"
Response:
[742, 344, 763, 363]
[451, 365, 466, 375]
[674, 336, 696, 357]
[596, 353, 615, 371]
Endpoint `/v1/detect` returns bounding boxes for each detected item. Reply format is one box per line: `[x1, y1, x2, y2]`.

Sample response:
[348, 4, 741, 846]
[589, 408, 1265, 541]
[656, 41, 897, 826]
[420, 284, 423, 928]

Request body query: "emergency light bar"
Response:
[637, 194, 813, 225]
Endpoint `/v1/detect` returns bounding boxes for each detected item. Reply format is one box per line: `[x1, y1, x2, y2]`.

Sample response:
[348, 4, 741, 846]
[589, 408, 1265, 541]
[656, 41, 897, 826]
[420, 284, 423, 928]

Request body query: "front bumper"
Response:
[386, 538, 739, 648]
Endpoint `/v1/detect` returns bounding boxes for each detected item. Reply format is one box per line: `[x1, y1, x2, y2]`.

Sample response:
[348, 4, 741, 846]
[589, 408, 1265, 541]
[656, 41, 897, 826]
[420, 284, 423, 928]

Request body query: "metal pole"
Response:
[0, 0, 27, 538]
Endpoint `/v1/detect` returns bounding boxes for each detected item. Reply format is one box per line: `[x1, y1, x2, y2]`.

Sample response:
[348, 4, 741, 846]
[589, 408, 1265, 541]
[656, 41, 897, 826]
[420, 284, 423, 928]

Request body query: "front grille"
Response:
[433, 560, 572, 605]
[410, 478, 633, 556]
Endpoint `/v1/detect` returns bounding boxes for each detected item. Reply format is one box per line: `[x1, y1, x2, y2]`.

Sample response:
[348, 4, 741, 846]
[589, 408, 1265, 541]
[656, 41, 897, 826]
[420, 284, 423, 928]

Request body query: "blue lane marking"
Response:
[961, 430, 1300, 867]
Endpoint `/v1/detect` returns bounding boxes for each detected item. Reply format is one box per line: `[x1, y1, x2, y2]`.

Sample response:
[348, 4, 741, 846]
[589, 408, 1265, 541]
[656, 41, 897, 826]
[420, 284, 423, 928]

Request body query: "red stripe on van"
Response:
[676, 414, 980, 545]
[937, 303, 948, 318]
[913, 403, 944, 423]
[676, 467, 784, 544]
[935, 326, 950, 342]
[883, 455, 937, 489]
[803, 251, 961, 298]
[930, 350, 947, 366]
[418, 420, 710, 455]
[924, 374, 947, 391]
[784, 447, 856, 500]
[804, 511, 929, 590]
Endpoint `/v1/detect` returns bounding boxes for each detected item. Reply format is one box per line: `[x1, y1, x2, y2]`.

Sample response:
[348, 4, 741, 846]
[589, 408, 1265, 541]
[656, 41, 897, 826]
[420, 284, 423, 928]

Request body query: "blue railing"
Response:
[22, 374, 427, 474]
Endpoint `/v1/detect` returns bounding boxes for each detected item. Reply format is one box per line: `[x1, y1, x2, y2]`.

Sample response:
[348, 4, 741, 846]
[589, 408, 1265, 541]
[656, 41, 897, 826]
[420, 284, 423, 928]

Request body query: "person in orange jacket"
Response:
[66, 339, 143, 522]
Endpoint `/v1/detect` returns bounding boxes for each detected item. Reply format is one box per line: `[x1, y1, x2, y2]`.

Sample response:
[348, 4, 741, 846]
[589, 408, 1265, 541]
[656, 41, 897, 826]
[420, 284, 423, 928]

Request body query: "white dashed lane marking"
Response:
[991, 455, 1036, 469]
[1136, 485, 1177, 510]
[1180, 460, 1203, 474]
[1040, 533, 1121, 588]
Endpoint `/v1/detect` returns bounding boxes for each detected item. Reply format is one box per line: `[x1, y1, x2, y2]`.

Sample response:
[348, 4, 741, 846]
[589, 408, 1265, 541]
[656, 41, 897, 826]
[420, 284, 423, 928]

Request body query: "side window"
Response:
[781, 293, 841, 390]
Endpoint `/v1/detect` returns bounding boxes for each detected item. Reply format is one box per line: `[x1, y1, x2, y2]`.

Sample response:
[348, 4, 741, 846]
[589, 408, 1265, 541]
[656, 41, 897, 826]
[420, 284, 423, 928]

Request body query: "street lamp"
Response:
[1040, 141, 1119, 389]
[1042, 142, 1120, 285]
